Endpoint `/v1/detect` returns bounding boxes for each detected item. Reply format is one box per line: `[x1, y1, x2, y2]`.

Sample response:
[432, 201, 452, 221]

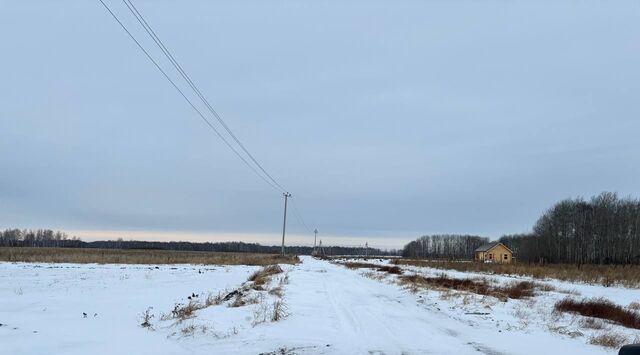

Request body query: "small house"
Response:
[474, 242, 513, 264]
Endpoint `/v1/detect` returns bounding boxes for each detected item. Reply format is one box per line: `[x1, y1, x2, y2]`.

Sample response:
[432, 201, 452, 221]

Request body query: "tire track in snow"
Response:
[320, 267, 404, 352]
[312, 259, 467, 354]
[314, 258, 511, 355]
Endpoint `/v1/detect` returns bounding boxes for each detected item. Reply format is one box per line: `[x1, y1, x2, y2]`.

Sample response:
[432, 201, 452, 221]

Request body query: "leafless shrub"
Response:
[555, 297, 640, 329]
[140, 307, 154, 329]
[589, 332, 628, 348]
[252, 302, 269, 326]
[271, 300, 289, 322]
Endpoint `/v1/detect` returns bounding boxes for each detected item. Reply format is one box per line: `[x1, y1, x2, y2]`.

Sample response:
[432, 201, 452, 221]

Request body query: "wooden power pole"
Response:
[313, 229, 318, 255]
[281, 192, 291, 255]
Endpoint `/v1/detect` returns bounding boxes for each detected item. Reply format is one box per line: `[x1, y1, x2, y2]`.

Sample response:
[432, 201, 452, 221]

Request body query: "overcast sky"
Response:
[1, 0, 639, 249]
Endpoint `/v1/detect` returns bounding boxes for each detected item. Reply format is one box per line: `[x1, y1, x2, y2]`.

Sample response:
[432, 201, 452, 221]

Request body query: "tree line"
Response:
[500, 192, 640, 264]
[0, 229, 397, 256]
[401, 234, 489, 260]
[403, 192, 640, 265]
[0, 229, 82, 248]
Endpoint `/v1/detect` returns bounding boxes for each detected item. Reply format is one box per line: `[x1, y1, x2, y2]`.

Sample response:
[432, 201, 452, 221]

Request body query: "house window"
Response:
[488, 254, 493, 260]
[504, 254, 508, 260]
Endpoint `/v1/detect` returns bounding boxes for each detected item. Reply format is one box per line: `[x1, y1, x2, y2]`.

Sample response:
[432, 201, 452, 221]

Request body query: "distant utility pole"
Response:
[281, 192, 291, 255]
[365, 242, 369, 257]
[313, 229, 318, 254]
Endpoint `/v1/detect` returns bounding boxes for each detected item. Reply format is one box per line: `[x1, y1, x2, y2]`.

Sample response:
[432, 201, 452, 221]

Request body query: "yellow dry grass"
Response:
[0, 247, 299, 265]
[392, 259, 640, 287]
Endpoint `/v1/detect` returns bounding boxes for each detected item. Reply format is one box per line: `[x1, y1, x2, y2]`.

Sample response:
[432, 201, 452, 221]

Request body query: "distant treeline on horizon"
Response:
[0, 229, 399, 256]
[402, 192, 640, 265]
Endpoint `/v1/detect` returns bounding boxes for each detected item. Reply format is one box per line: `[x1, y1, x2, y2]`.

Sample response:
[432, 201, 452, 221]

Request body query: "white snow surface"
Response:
[1, 256, 637, 354]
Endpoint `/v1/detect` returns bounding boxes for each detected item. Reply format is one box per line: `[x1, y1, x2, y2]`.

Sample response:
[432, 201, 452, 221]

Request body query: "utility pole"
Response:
[281, 192, 291, 256]
[365, 242, 369, 257]
[313, 229, 318, 255]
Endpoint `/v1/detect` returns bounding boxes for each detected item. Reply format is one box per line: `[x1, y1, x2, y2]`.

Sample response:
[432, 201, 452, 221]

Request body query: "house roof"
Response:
[474, 241, 511, 253]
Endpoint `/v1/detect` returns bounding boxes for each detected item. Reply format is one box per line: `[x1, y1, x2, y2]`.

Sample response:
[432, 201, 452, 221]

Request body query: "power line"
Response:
[97, 0, 319, 245]
[121, 0, 287, 193]
[96, 0, 282, 192]
[290, 197, 312, 234]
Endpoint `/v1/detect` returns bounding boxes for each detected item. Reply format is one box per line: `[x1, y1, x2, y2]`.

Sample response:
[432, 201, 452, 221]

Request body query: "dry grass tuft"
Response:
[589, 332, 628, 348]
[251, 298, 288, 326]
[391, 259, 640, 287]
[249, 265, 284, 288]
[378, 265, 403, 275]
[535, 283, 556, 292]
[342, 262, 380, 269]
[555, 297, 640, 329]
[580, 317, 606, 330]
[548, 325, 584, 338]
[278, 274, 289, 286]
[0, 247, 299, 265]
[268, 286, 284, 298]
[230, 294, 247, 308]
[628, 301, 640, 311]
[181, 325, 198, 336]
[205, 291, 225, 307]
[500, 281, 536, 299]
[170, 301, 202, 321]
[362, 271, 386, 281]
[180, 324, 208, 337]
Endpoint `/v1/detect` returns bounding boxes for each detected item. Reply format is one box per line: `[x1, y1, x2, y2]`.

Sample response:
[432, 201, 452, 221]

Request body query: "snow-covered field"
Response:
[1, 256, 637, 354]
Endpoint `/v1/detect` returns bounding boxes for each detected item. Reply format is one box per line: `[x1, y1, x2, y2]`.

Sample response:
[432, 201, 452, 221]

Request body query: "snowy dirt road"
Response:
[226, 257, 607, 355]
[1, 256, 616, 355]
